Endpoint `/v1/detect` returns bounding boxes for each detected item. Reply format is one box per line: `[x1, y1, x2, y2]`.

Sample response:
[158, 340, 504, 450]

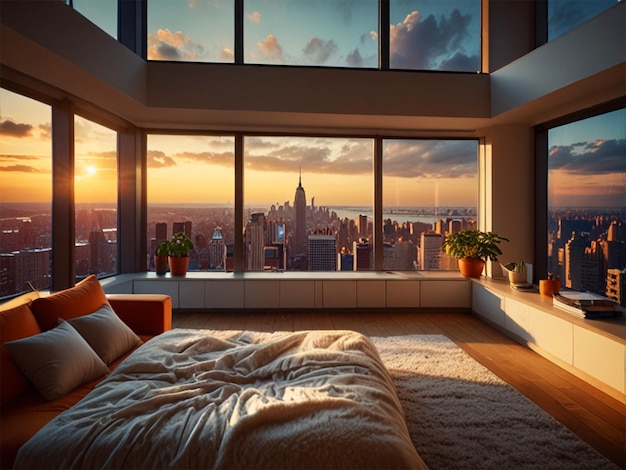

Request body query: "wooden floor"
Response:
[173, 309, 626, 468]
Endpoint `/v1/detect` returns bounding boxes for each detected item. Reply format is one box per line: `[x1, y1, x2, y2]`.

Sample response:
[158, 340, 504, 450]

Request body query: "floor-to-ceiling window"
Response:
[144, 133, 479, 273]
[0, 89, 53, 298]
[545, 107, 625, 305]
[382, 139, 478, 270]
[146, 134, 235, 272]
[74, 115, 118, 280]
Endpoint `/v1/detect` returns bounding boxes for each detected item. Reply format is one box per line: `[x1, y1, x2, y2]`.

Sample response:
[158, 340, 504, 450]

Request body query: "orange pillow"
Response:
[30, 275, 110, 331]
[0, 303, 43, 405]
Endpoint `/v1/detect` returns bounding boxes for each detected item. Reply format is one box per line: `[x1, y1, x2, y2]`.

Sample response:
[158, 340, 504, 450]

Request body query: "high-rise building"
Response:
[358, 215, 368, 239]
[308, 235, 336, 271]
[173, 221, 192, 238]
[420, 232, 444, 270]
[294, 172, 307, 256]
[209, 227, 226, 270]
[565, 232, 589, 290]
[606, 268, 625, 305]
[245, 213, 265, 271]
[155, 223, 167, 243]
[448, 219, 462, 234]
[353, 239, 372, 271]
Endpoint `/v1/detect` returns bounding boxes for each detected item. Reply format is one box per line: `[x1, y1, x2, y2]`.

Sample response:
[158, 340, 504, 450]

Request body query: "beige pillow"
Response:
[65, 304, 142, 365]
[4, 321, 109, 401]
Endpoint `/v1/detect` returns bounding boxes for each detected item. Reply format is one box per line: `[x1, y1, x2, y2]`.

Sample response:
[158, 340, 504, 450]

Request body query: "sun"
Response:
[86, 165, 97, 175]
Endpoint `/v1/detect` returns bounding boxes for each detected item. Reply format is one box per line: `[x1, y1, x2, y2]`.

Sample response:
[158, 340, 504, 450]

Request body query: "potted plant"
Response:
[501, 260, 527, 285]
[154, 240, 170, 275]
[442, 230, 508, 278]
[167, 232, 194, 276]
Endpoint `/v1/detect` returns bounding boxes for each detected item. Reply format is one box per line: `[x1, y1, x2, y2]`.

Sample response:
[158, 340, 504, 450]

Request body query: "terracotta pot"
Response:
[539, 279, 560, 296]
[458, 258, 485, 278]
[168, 256, 189, 276]
[155, 255, 169, 275]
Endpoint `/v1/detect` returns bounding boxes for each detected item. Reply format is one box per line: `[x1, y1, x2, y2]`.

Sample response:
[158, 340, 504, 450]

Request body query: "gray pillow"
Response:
[64, 304, 142, 365]
[4, 321, 109, 401]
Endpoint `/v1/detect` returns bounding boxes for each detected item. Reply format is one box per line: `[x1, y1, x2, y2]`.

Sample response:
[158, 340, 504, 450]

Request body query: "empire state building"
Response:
[294, 172, 307, 256]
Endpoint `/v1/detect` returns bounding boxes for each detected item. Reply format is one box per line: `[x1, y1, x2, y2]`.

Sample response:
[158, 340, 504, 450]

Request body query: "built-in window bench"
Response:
[101, 271, 472, 310]
[472, 278, 626, 402]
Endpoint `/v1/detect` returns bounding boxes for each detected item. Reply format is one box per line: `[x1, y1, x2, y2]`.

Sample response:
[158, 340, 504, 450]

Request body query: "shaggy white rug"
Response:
[371, 334, 619, 470]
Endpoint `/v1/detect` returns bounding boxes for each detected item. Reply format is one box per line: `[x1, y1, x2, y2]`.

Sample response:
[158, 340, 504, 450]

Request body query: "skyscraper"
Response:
[294, 170, 307, 256]
[308, 234, 337, 271]
[245, 213, 265, 271]
[209, 227, 226, 270]
[420, 232, 444, 270]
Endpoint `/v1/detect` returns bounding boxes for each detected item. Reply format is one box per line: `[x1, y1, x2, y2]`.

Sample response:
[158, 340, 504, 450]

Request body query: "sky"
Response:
[146, 0, 481, 71]
[548, 108, 626, 208]
[145, 135, 478, 208]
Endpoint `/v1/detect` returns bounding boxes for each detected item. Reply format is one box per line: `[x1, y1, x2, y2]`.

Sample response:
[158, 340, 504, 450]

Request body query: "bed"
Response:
[15, 329, 426, 469]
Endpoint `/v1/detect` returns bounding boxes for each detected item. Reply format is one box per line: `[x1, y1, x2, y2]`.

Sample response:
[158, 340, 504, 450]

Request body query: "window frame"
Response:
[534, 97, 626, 281]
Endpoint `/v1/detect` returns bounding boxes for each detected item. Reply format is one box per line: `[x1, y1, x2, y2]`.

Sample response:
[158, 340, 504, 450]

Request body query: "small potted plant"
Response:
[167, 232, 194, 276]
[155, 240, 170, 275]
[501, 261, 527, 285]
[442, 230, 508, 278]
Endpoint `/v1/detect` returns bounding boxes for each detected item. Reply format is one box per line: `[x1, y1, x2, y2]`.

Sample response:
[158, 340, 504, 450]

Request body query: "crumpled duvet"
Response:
[15, 329, 427, 470]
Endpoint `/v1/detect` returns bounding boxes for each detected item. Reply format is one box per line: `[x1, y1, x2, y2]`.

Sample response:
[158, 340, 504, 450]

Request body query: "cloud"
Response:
[148, 150, 177, 168]
[248, 11, 261, 24]
[148, 148, 234, 169]
[220, 48, 234, 61]
[175, 151, 233, 165]
[549, 139, 626, 174]
[303, 38, 338, 65]
[383, 140, 477, 178]
[346, 48, 363, 67]
[0, 154, 39, 162]
[390, 9, 479, 71]
[257, 35, 284, 63]
[0, 120, 32, 137]
[38, 123, 52, 140]
[246, 140, 371, 176]
[147, 28, 206, 61]
[0, 164, 39, 173]
[148, 139, 477, 180]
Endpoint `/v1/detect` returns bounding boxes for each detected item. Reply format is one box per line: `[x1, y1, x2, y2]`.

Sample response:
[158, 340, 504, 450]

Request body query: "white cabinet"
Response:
[421, 280, 470, 308]
[472, 279, 625, 399]
[123, 273, 471, 310]
[386, 280, 420, 307]
[472, 283, 505, 326]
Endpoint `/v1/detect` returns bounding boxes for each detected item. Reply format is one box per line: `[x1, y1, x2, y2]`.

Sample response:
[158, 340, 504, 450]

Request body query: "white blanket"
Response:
[16, 329, 427, 469]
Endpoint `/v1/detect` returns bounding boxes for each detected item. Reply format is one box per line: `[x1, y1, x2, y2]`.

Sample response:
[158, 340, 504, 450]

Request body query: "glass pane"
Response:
[244, 136, 373, 271]
[72, 0, 118, 39]
[74, 116, 118, 280]
[383, 139, 478, 270]
[148, 0, 235, 63]
[548, 0, 617, 41]
[244, 0, 378, 67]
[146, 135, 235, 272]
[0, 89, 52, 297]
[390, 0, 481, 72]
[547, 108, 626, 305]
